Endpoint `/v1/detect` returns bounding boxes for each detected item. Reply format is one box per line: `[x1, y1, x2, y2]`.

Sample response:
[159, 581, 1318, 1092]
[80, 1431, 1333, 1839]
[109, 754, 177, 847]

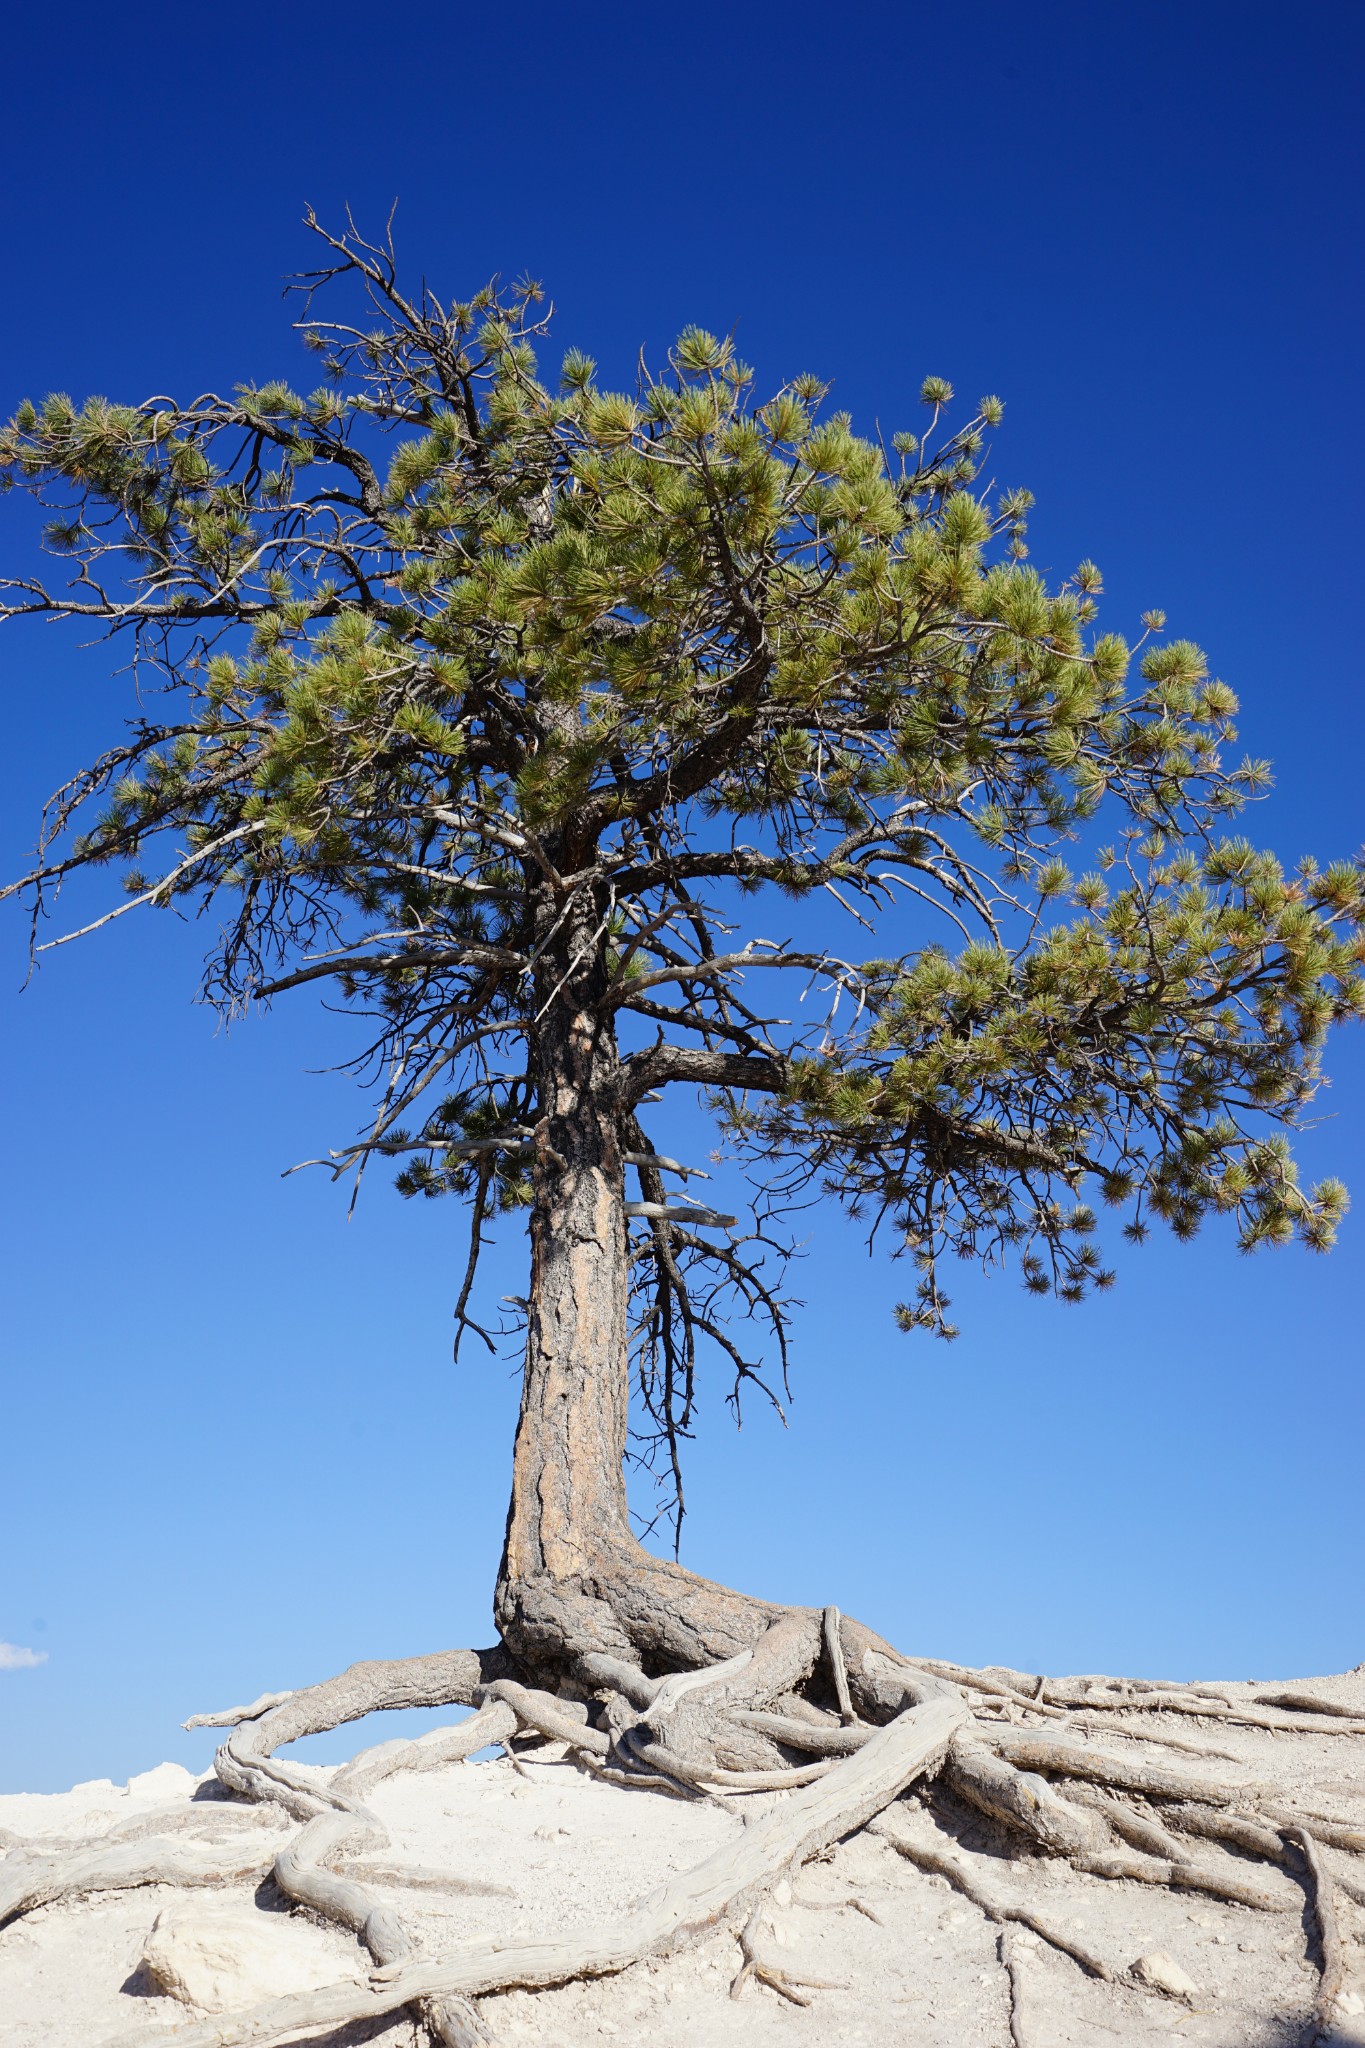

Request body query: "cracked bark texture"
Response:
[495, 890, 786, 1686]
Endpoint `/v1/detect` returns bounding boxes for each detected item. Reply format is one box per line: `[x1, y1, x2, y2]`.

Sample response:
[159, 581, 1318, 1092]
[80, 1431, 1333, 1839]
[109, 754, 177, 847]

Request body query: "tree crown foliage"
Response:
[3, 216, 1361, 1525]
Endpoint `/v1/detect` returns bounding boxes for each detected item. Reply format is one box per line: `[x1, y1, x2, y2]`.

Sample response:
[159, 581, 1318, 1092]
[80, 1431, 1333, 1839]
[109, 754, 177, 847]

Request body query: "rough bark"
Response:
[494, 894, 785, 1684]
[495, 941, 636, 1673]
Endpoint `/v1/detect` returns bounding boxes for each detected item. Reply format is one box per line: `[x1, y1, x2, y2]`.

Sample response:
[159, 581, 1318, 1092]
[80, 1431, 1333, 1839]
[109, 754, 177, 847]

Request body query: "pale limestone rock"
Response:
[1131, 1950, 1201, 1999]
[125, 1762, 198, 1802]
[141, 1897, 355, 2010]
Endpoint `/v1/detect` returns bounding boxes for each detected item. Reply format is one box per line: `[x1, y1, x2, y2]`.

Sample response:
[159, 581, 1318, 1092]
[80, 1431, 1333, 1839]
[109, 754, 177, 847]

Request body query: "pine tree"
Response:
[4, 217, 1362, 2040]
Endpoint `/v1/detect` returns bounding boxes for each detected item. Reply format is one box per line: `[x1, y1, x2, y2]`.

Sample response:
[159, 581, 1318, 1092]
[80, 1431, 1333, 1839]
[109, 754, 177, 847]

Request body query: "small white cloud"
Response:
[0, 1642, 47, 1671]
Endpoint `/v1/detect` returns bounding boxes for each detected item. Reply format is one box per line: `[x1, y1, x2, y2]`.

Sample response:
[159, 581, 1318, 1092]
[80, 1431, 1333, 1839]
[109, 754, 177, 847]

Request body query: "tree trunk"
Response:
[494, 963, 640, 1674]
[494, 901, 781, 1683]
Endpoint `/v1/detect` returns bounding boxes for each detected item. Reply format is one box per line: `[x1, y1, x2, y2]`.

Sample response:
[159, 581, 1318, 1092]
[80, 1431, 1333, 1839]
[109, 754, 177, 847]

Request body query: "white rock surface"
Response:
[125, 1762, 199, 1803]
[5, 1670, 1365, 2047]
[141, 1897, 358, 2010]
[0, 1761, 213, 1841]
[1131, 1950, 1201, 1998]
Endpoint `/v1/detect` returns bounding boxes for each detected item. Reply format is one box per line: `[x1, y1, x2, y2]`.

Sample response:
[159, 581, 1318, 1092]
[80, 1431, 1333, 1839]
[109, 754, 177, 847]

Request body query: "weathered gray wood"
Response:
[264, 1696, 514, 2048]
[344, 1701, 518, 1797]
[183, 1690, 297, 1730]
[869, 1811, 1114, 1979]
[946, 1740, 1104, 1857]
[98, 1692, 965, 2048]
[1164, 1803, 1286, 1860]
[986, 1730, 1267, 1808]
[1262, 1803, 1365, 1854]
[1071, 1846, 1287, 1912]
[734, 1710, 870, 1756]
[0, 1838, 273, 1928]
[822, 1607, 856, 1724]
[574, 1654, 661, 1708]
[1290, 1828, 1346, 2043]
[623, 1200, 737, 1228]
[483, 1681, 606, 1754]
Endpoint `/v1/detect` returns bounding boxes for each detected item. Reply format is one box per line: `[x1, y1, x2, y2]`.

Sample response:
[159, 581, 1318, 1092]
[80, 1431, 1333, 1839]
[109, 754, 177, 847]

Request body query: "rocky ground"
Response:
[3, 1670, 1365, 2047]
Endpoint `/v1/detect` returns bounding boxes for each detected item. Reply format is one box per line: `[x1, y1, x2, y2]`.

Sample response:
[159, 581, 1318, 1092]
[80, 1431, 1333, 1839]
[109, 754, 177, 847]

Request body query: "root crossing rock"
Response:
[3, 1631, 1364, 2048]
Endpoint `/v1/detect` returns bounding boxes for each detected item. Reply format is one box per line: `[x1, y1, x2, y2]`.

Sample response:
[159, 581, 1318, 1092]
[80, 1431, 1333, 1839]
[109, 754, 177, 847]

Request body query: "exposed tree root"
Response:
[5, 1598, 1361, 2047]
[96, 1688, 964, 2047]
[734, 1708, 869, 1757]
[983, 1729, 1271, 1805]
[1036, 1679, 1365, 1737]
[276, 1710, 511, 2048]
[206, 1647, 511, 1815]
[184, 1690, 299, 1729]
[1294, 1828, 1346, 2045]
[0, 1834, 279, 1930]
[789, 1877, 884, 1925]
[999, 1925, 1032, 2048]
[1264, 1806, 1365, 1855]
[1069, 1720, 1243, 1762]
[1163, 1801, 1288, 1860]
[868, 1808, 1116, 1978]
[1069, 1844, 1287, 1912]
[822, 1605, 857, 1724]
[1256, 1691, 1365, 1720]
[729, 1898, 846, 2006]
[179, 1652, 514, 2040]
[902, 1657, 1072, 1719]
[343, 1711, 519, 1802]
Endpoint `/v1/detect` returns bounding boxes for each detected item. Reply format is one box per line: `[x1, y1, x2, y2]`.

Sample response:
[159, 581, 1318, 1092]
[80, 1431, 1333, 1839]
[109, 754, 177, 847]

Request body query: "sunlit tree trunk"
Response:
[495, 899, 779, 1680]
[496, 958, 638, 1669]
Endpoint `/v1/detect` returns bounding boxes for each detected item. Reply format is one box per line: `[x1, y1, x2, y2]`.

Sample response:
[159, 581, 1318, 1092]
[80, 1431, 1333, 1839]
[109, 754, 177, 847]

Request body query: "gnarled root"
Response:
[208, 1645, 511, 1812]
[271, 1702, 518, 2048]
[729, 1898, 845, 2007]
[868, 1807, 1116, 1978]
[1294, 1828, 1346, 2044]
[193, 1646, 517, 2047]
[7, 1575, 1361, 2047]
[97, 1689, 965, 2047]
[1000, 1925, 1032, 2048]
[0, 1833, 279, 1931]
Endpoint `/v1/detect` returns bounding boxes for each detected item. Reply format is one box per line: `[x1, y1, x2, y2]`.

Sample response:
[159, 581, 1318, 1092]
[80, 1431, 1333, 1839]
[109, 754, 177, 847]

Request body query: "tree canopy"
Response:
[4, 215, 1362, 1533]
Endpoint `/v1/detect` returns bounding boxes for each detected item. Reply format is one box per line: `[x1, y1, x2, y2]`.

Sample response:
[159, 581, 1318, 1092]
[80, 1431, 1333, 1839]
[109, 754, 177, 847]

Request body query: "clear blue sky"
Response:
[2, 0, 1362, 1792]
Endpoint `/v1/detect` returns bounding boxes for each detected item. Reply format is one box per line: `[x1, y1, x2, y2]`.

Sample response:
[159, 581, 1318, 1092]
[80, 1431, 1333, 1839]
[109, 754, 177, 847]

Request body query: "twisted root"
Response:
[729, 1895, 847, 2006]
[1294, 1828, 1346, 2045]
[0, 1831, 280, 1931]
[2, 1610, 1360, 2045]
[95, 1685, 966, 2047]
[868, 1807, 1116, 1978]
[1000, 1925, 1032, 2048]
